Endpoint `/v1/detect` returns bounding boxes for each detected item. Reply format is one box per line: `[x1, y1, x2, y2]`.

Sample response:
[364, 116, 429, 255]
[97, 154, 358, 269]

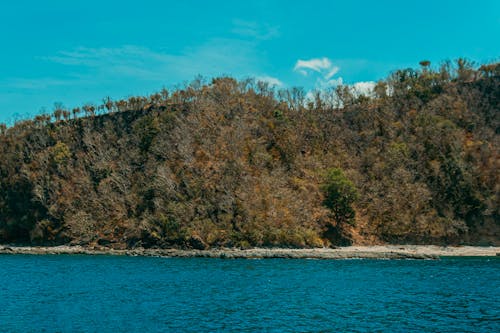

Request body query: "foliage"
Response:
[321, 168, 358, 225]
[0, 59, 498, 247]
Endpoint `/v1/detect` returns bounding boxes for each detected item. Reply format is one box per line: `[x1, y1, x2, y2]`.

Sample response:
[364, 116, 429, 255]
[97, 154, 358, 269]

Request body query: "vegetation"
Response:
[321, 168, 358, 226]
[0, 59, 498, 248]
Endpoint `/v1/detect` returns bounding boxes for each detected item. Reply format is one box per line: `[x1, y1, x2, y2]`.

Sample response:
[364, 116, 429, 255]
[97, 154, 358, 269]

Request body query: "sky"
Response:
[0, 0, 499, 123]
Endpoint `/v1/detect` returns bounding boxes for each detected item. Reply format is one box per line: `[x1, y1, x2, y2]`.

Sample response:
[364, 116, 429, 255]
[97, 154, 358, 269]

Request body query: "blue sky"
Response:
[1, 0, 499, 123]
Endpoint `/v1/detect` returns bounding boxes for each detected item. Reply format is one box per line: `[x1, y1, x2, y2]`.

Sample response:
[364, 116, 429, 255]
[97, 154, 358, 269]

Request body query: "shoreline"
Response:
[0, 245, 499, 259]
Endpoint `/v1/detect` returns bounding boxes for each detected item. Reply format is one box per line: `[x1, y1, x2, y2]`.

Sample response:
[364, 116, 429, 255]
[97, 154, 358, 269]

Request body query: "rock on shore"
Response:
[1, 245, 499, 259]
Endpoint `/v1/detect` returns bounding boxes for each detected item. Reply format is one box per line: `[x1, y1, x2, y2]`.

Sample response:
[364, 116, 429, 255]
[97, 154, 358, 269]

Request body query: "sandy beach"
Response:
[0, 245, 499, 259]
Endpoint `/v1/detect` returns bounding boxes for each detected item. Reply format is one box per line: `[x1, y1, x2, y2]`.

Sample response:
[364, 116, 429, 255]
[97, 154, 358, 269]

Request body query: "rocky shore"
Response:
[1, 245, 499, 259]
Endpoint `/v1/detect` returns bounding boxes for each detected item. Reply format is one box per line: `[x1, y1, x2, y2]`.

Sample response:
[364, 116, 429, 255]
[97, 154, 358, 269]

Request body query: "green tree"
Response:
[50, 142, 72, 168]
[321, 168, 358, 225]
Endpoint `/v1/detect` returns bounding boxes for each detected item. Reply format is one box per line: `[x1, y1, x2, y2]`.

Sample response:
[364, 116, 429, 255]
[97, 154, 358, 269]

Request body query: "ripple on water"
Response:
[0, 256, 499, 332]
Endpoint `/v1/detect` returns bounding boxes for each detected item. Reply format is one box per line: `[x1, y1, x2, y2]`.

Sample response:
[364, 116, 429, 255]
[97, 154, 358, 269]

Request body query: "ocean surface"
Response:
[0, 255, 498, 332]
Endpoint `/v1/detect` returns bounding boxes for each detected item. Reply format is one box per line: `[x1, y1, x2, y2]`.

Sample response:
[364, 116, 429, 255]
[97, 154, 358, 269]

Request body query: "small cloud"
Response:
[294, 57, 333, 74]
[325, 66, 340, 80]
[294, 57, 344, 90]
[352, 81, 376, 96]
[298, 69, 308, 76]
[256, 75, 283, 87]
[318, 77, 343, 89]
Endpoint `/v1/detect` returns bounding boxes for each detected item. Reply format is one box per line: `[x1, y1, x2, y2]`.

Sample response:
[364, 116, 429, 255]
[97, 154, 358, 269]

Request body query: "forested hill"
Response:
[0, 60, 498, 249]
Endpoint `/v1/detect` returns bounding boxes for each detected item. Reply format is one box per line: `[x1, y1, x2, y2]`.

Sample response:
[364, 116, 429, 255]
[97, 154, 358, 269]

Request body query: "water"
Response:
[0, 255, 498, 332]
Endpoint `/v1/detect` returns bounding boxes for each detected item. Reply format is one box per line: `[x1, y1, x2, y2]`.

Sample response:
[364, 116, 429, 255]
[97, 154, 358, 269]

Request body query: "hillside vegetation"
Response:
[0, 60, 498, 248]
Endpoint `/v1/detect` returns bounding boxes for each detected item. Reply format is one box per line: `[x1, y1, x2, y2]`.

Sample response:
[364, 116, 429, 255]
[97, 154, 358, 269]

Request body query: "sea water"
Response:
[0, 255, 498, 332]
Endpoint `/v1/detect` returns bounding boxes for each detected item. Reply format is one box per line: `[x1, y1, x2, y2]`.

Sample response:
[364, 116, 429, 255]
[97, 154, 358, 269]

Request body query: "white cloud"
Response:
[294, 57, 378, 107]
[294, 57, 345, 91]
[352, 81, 376, 96]
[294, 57, 333, 74]
[318, 77, 343, 89]
[325, 66, 340, 80]
[293, 57, 375, 97]
[256, 76, 283, 87]
[297, 69, 308, 76]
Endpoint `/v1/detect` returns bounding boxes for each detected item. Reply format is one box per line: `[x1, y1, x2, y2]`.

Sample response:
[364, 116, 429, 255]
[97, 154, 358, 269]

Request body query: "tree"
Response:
[479, 63, 499, 78]
[419, 60, 431, 69]
[0, 63, 497, 247]
[72, 107, 81, 119]
[82, 104, 95, 117]
[62, 110, 70, 121]
[456, 58, 475, 81]
[103, 97, 113, 113]
[321, 168, 358, 225]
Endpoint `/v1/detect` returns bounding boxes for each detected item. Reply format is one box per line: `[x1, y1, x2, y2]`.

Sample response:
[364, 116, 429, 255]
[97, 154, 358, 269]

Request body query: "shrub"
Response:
[321, 168, 358, 225]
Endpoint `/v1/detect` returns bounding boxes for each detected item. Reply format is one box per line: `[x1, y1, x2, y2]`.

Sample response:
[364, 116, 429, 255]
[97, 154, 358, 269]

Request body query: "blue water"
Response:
[0, 256, 499, 332]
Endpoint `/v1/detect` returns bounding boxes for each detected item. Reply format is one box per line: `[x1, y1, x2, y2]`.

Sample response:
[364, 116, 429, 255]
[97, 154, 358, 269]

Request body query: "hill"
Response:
[0, 60, 498, 249]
